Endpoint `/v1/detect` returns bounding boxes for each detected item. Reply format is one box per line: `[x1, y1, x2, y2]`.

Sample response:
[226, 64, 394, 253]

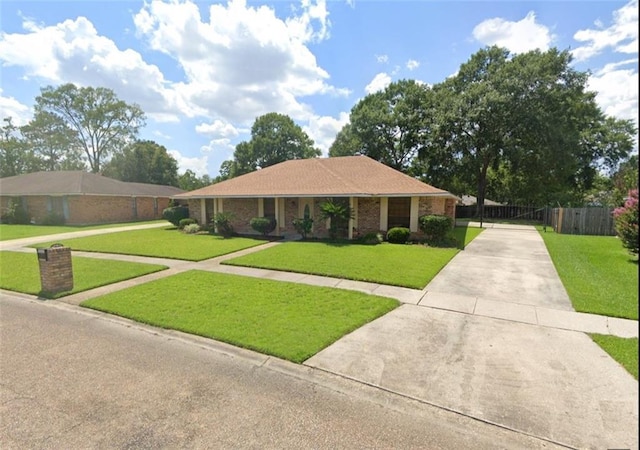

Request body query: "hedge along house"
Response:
[175, 156, 458, 239]
[0, 171, 185, 225]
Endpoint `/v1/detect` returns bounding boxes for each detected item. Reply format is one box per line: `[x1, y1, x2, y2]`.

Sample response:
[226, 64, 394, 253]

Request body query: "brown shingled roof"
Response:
[0, 171, 185, 197]
[176, 156, 455, 199]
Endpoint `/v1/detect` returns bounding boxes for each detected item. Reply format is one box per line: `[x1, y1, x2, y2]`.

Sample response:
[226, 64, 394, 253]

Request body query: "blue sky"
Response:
[0, 0, 637, 177]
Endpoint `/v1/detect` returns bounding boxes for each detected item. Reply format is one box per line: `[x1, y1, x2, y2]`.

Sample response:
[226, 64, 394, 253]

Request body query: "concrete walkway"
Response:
[4, 223, 635, 338]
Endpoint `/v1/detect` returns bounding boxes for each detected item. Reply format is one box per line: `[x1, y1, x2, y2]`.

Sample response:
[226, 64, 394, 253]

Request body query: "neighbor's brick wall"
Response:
[67, 196, 133, 224]
[357, 197, 381, 235]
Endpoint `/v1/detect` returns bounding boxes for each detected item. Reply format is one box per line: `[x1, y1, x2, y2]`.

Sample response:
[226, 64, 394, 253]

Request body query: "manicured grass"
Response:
[0, 251, 167, 299]
[539, 230, 638, 320]
[451, 225, 483, 249]
[34, 228, 267, 261]
[82, 270, 399, 363]
[0, 220, 166, 241]
[590, 334, 638, 380]
[224, 241, 460, 289]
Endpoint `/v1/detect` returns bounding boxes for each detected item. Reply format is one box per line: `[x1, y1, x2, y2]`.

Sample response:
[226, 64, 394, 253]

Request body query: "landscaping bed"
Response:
[0, 251, 167, 299]
[82, 270, 399, 363]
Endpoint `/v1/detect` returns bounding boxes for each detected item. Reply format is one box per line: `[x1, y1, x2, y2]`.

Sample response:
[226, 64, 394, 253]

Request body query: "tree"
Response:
[35, 84, 145, 173]
[103, 140, 179, 186]
[220, 113, 320, 178]
[418, 46, 635, 212]
[178, 169, 213, 191]
[0, 117, 37, 177]
[341, 79, 433, 171]
[21, 111, 85, 171]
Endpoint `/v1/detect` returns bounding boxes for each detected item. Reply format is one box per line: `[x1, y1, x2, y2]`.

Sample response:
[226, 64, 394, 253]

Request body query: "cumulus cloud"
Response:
[168, 149, 208, 176]
[472, 11, 554, 54]
[587, 59, 639, 125]
[406, 59, 420, 70]
[133, 0, 348, 124]
[195, 119, 240, 138]
[572, 0, 638, 62]
[364, 72, 391, 94]
[303, 111, 350, 155]
[0, 89, 31, 125]
[376, 54, 389, 63]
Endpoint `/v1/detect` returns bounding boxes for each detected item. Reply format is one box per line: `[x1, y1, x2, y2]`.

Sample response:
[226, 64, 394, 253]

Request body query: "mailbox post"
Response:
[37, 244, 73, 295]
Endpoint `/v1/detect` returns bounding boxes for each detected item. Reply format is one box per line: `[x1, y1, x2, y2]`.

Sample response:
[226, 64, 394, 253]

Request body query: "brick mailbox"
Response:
[37, 244, 73, 295]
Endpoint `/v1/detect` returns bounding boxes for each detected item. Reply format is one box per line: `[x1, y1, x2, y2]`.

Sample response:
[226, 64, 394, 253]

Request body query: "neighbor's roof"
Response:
[459, 195, 503, 206]
[0, 171, 185, 197]
[176, 156, 456, 199]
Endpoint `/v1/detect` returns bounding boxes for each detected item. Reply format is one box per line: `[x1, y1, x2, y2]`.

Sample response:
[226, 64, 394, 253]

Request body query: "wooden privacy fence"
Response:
[551, 207, 616, 236]
[456, 205, 545, 221]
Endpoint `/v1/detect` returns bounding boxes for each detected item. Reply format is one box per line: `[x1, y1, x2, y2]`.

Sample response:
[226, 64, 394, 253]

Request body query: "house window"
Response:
[388, 197, 410, 228]
[264, 198, 275, 220]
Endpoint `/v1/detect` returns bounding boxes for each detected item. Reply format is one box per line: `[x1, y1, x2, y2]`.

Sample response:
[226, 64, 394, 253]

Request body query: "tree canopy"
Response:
[220, 112, 320, 179]
[35, 83, 145, 173]
[103, 140, 179, 186]
[331, 46, 636, 209]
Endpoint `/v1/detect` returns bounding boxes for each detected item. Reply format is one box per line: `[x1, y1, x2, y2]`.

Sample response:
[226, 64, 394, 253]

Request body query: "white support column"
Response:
[380, 197, 388, 231]
[410, 196, 419, 232]
[218, 198, 223, 213]
[274, 198, 281, 235]
[200, 198, 206, 225]
[348, 197, 356, 239]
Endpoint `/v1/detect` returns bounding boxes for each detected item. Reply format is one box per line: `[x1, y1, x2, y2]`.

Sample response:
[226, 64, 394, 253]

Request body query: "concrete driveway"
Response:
[306, 225, 639, 449]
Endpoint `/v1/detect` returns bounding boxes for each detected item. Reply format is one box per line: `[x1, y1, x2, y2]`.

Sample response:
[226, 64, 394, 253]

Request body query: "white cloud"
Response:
[303, 111, 349, 155]
[376, 54, 389, 63]
[572, 0, 638, 62]
[588, 59, 639, 125]
[168, 149, 208, 176]
[472, 11, 554, 54]
[152, 130, 172, 140]
[0, 89, 31, 125]
[364, 72, 391, 94]
[195, 119, 240, 138]
[134, 0, 347, 124]
[406, 59, 420, 71]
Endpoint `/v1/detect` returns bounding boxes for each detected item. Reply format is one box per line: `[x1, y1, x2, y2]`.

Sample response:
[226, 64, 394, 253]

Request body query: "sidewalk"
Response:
[3, 223, 636, 338]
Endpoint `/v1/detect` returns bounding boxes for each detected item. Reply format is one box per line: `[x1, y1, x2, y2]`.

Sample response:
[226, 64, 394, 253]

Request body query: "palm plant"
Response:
[319, 199, 353, 239]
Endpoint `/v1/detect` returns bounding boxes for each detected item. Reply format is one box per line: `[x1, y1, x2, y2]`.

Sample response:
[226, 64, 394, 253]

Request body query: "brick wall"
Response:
[356, 197, 381, 235]
[187, 199, 201, 224]
[225, 198, 259, 234]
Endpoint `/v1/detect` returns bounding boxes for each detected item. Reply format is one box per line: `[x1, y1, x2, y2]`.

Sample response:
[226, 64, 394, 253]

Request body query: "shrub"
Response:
[162, 206, 189, 227]
[358, 232, 383, 245]
[182, 223, 201, 234]
[41, 212, 66, 226]
[178, 218, 197, 230]
[613, 189, 638, 256]
[319, 199, 353, 240]
[250, 217, 277, 236]
[292, 217, 314, 239]
[2, 198, 30, 224]
[386, 227, 411, 244]
[212, 212, 234, 238]
[419, 214, 453, 243]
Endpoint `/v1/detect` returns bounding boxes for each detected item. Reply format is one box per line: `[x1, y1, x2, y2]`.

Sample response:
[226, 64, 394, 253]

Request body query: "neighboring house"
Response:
[0, 171, 184, 225]
[175, 156, 458, 239]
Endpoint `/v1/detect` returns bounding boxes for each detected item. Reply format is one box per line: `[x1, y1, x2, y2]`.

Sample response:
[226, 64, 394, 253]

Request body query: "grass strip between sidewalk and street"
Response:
[33, 227, 267, 261]
[539, 230, 638, 320]
[0, 251, 167, 299]
[82, 270, 400, 363]
[589, 334, 638, 380]
[0, 220, 166, 241]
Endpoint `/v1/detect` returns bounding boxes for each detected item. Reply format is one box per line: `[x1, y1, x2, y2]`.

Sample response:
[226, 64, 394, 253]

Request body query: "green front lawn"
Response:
[34, 228, 267, 261]
[539, 230, 638, 320]
[224, 241, 461, 289]
[590, 334, 638, 380]
[82, 270, 399, 363]
[0, 251, 167, 298]
[0, 220, 167, 241]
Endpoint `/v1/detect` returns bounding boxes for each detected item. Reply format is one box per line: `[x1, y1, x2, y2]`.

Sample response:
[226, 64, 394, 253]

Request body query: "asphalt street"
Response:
[0, 294, 562, 449]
